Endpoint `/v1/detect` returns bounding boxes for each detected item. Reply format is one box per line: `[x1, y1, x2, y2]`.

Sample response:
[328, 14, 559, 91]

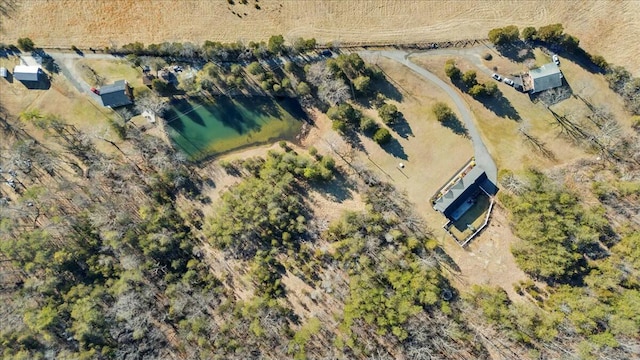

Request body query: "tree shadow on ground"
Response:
[390, 114, 414, 139]
[371, 72, 403, 102]
[343, 128, 367, 154]
[535, 42, 606, 75]
[381, 137, 408, 160]
[311, 169, 356, 203]
[440, 115, 469, 137]
[478, 90, 521, 121]
[560, 47, 606, 74]
[32, 49, 59, 74]
[434, 247, 461, 272]
[19, 76, 50, 90]
[495, 41, 535, 62]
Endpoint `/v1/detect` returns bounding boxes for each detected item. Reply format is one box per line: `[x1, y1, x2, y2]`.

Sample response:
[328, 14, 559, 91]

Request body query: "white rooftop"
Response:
[530, 62, 561, 79]
[14, 65, 41, 74]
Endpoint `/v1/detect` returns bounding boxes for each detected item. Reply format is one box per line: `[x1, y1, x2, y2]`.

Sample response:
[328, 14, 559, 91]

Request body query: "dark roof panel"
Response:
[100, 80, 127, 94]
[433, 166, 486, 213]
[99, 80, 132, 108]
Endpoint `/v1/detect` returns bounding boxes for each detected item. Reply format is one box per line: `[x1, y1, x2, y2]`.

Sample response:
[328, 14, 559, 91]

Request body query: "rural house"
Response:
[99, 80, 133, 108]
[525, 63, 563, 93]
[13, 65, 42, 82]
[433, 166, 491, 221]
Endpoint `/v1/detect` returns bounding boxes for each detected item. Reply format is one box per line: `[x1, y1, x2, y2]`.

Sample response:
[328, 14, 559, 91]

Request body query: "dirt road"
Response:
[48, 52, 122, 98]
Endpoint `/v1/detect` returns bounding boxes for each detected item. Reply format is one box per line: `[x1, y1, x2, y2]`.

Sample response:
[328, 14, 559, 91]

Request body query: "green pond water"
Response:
[165, 97, 306, 160]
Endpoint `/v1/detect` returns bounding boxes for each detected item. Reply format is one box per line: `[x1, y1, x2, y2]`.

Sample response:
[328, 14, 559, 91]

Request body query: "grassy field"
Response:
[351, 56, 533, 297]
[410, 52, 625, 173]
[76, 59, 142, 87]
[0, 56, 119, 156]
[349, 56, 474, 228]
[1, 1, 639, 74]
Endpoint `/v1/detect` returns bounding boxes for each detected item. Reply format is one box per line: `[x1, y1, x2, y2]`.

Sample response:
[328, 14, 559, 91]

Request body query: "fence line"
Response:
[460, 187, 495, 247]
[32, 38, 488, 55]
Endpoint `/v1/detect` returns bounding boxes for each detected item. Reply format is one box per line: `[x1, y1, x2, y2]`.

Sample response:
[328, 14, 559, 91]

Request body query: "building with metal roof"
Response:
[99, 80, 133, 108]
[529, 63, 563, 93]
[433, 166, 490, 221]
[13, 65, 41, 82]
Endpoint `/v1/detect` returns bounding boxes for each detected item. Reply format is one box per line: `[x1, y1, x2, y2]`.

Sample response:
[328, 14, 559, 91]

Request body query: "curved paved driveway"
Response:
[359, 50, 497, 184]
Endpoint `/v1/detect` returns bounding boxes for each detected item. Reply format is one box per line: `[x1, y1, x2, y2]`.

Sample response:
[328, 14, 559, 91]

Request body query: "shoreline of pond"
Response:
[163, 95, 310, 162]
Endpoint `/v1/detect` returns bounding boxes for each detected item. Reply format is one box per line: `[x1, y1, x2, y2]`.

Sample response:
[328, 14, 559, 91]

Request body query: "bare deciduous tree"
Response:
[538, 86, 572, 107]
[135, 93, 169, 116]
[518, 124, 556, 160]
[500, 172, 528, 195]
[305, 62, 351, 105]
[179, 42, 198, 58]
[115, 107, 134, 122]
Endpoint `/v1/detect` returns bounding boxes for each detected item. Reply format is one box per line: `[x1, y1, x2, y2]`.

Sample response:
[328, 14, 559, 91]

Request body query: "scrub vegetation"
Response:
[2, 12, 640, 360]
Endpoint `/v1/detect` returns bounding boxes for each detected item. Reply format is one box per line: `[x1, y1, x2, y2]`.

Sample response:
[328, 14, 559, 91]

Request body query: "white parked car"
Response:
[503, 78, 515, 86]
[552, 54, 560, 65]
[492, 73, 502, 81]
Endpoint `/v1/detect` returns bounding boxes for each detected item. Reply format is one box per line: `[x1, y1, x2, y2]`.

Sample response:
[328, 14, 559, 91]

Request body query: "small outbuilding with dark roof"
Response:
[99, 80, 133, 108]
[142, 74, 155, 87]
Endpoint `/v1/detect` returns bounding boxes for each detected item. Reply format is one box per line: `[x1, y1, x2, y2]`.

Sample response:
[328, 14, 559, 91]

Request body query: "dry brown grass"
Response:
[364, 58, 532, 295]
[410, 53, 622, 173]
[1, 64, 120, 157]
[1, 1, 639, 73]
[407, 51, 636, 298]
[353, 56, 474, 229]
[76, 59, 142, 86]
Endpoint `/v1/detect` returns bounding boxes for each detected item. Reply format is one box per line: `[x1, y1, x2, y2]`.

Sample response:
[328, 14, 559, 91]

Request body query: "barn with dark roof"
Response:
[99, 80, 133, 108]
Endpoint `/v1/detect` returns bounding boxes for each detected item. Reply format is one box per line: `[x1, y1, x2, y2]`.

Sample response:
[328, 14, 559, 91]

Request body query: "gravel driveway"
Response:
[359, 49, 498, 184]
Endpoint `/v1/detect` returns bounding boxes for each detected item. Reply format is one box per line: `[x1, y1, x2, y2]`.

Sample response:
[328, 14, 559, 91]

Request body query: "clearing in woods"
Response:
[1, 0, 639, 74]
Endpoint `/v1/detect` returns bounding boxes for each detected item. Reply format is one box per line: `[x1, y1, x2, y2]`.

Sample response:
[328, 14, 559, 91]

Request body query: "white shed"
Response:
[13, 65, 41, 82]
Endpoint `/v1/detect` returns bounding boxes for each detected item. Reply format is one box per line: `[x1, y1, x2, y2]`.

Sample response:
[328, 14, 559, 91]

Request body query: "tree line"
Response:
[117, 35, 317, 62]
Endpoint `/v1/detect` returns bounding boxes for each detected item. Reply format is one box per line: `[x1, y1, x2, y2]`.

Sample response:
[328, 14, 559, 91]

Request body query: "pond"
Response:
[164, 96, 306, 160]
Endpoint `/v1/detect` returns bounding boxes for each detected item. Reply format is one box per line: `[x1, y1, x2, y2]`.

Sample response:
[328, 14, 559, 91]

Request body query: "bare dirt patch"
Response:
[2, 1, 639, 74]
[443, 206, 529, 300]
